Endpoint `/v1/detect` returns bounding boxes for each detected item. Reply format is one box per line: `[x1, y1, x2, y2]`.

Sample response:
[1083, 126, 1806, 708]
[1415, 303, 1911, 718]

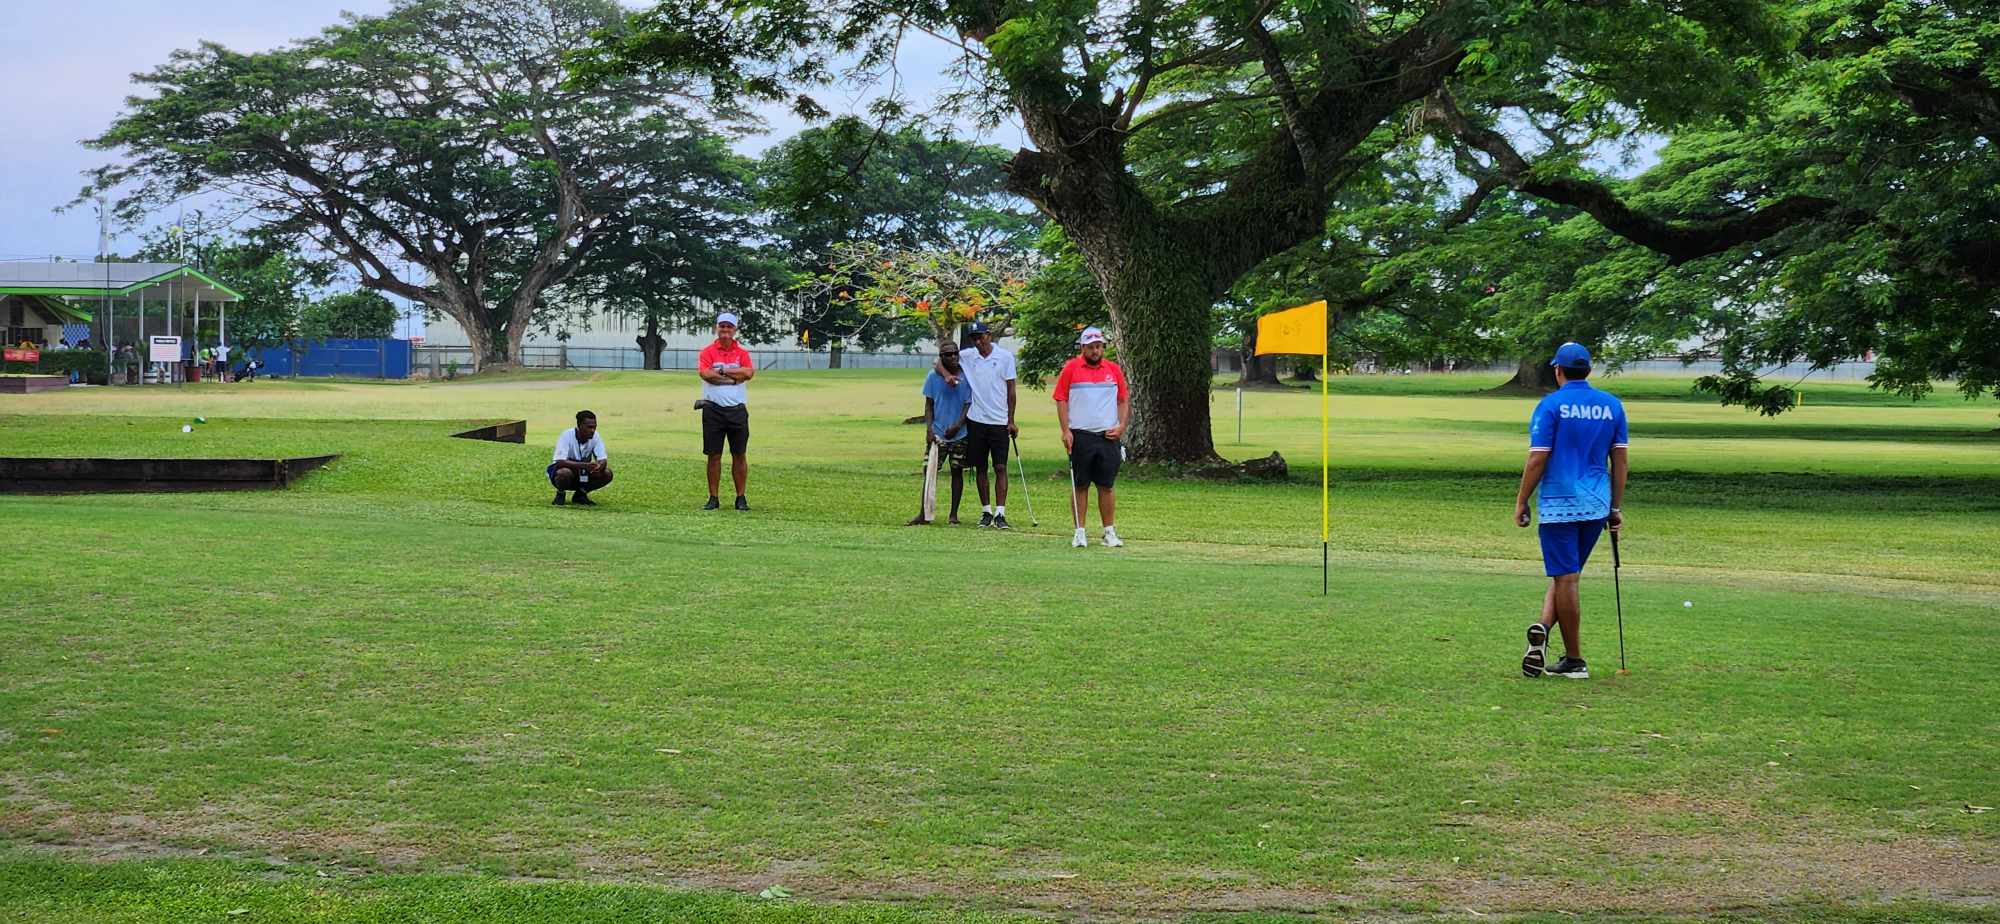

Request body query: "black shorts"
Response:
[702, 403, 749, 455]
[1069, 429, 1122, 488]
[963, 421, 1010, 469]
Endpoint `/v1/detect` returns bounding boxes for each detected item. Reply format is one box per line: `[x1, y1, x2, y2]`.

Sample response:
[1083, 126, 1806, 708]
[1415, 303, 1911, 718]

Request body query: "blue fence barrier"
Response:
[250, 339, 412, 379]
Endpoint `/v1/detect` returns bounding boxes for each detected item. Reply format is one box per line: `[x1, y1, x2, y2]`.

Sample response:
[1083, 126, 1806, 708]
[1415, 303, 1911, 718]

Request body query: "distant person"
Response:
[1053, 326, 1131, 548]
[697, 312, 755, 510]
[908, 341, 974, 526]
[548, 409, 612, 506]
[214, 342, 231, 382]
[957, 321, 1018, 529]
[235, 358, 260, 382]
[197, 345, 212, 380]
[1515, 342, 1628, 680]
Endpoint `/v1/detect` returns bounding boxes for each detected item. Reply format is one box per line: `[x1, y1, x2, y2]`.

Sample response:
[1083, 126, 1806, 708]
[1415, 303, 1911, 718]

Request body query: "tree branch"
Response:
[1428, 90, 1839, 263]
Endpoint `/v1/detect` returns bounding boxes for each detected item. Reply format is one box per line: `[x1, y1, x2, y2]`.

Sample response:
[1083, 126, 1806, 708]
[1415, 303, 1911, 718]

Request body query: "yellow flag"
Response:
[1254, 300, 1327, 356]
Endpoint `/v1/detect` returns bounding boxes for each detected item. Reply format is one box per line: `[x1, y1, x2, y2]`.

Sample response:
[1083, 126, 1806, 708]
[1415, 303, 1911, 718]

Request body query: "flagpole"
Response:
[1321, 347, 1329, 596]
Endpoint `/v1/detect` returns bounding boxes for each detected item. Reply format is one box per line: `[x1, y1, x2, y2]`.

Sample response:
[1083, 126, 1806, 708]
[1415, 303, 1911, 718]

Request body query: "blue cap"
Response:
[1077, 326, 1107, 345]
[967, 321, 991, 335]
[716, 312, 739, 327]
[1551, 342, 1592, 368]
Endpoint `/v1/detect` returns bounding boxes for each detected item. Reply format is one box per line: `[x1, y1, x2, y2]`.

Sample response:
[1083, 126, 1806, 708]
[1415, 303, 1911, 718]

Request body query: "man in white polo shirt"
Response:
[956, 321, 1019, 529]
[548, 409, 612, 506]
[1053, 326, 1131, 548]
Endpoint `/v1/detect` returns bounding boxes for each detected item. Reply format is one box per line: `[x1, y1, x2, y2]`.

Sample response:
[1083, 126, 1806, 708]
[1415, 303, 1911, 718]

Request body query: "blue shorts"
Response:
[1539, 519, 1606, 577]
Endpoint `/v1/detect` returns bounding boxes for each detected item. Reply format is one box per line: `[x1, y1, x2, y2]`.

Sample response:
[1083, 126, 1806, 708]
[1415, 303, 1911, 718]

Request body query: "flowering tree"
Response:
[803, 242, 1039, 346]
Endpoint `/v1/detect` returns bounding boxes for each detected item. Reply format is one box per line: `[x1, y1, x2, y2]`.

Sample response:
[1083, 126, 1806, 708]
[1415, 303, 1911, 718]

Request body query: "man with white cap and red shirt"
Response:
[1053, 326, 1131, 548]
[697, 312, 755, 510]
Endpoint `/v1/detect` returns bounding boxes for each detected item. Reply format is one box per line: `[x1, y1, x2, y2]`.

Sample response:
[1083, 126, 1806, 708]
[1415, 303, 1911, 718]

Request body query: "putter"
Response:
[1010, 435, 1039, 526]
[1611, 526, 1628, 675]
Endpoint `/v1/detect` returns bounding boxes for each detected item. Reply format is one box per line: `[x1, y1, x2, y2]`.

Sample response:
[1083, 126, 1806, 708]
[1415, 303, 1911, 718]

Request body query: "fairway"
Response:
[2, 370, 1996, 923]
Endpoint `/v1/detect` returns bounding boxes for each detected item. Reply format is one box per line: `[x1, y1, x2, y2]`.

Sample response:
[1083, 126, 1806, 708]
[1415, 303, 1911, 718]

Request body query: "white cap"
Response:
[716, 312, 739, 327]
[1077, 326, 1107, 345]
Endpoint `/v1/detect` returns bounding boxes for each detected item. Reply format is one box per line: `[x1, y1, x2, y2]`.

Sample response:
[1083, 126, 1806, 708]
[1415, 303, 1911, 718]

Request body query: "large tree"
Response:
[595, 0, 1830, 461]
[545, 133, 783, 369]
[79, 0, 756, 369]
[757, 117, 1040, 359]
[1437, 0, 1999, 410]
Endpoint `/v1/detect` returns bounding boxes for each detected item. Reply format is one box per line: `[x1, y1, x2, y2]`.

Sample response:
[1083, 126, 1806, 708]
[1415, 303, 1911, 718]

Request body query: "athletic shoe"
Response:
[977, 512, 994, 528]
[1522, 623, 1548, 677]
[571, 493, 595, 506]
[1547, 656, 1589, 679]
[552, 490, 567, 506]
[993, 515, 1011, 530]
[734, 496, 750, 511]
[1101, 527, 1124, 548]
[1071, 528, 1089, 548]
[702, 496, 720, 510]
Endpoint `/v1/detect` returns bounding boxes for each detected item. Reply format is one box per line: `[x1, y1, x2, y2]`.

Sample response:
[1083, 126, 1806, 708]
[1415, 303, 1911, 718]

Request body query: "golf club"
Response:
[1611, 526, 1628, 675]
[1010, 435, 1038, 526]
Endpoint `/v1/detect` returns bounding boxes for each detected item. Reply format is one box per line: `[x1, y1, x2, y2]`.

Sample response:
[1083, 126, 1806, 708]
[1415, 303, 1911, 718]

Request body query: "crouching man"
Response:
[550, 409, 613, 506]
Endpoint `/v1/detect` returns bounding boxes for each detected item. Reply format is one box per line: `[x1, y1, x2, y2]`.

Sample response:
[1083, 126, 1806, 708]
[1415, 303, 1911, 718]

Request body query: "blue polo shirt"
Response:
[921, 371, 973, 440]
[1528, 381, 1628, 523]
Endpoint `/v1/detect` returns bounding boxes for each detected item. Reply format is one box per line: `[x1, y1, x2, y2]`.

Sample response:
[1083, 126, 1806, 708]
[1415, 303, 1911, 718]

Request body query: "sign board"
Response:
[2, 348, 40, 363]
[148, 336, 183, 364]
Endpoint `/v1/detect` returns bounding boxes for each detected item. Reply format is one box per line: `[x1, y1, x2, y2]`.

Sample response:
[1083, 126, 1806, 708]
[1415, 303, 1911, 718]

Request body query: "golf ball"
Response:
[1684, 600, 1693, 608]
[181, 425, 192, 433]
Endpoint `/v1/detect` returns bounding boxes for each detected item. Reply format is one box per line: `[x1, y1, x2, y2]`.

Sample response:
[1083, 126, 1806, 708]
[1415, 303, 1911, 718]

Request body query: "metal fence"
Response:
[411, 345, 931, 376]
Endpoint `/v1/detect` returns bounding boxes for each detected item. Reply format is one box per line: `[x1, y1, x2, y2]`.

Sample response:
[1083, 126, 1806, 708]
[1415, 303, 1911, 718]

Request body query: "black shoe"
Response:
[702, 496, 720, 510]
[993, 514, 1011, 530]
[977, 512, 994, 528]
[552, 490, 567, 506]
[734, 496, 749, 511]
[1547, 656, 1589, 679]
[1522, 623, 1548, 678]
[571, 492, 595, 506]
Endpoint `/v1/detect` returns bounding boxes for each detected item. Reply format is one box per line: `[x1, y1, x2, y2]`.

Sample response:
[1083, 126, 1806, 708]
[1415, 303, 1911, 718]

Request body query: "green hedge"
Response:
[3, 349, 109, 378]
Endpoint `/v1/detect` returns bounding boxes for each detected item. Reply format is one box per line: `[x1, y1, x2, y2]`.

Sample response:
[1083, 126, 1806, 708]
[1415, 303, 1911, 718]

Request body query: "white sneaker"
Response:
[1101, 527, 1123, 548]
[1071, 528, 1089, 548]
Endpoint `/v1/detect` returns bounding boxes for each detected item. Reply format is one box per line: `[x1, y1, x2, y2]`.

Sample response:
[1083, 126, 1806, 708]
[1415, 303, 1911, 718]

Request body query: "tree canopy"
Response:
[595, 0, 1858, 461]
[79, 0, 760, 369]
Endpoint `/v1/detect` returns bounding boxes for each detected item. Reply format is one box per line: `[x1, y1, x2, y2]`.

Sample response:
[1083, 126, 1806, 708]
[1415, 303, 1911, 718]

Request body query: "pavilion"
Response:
[0, 262, 243, 379]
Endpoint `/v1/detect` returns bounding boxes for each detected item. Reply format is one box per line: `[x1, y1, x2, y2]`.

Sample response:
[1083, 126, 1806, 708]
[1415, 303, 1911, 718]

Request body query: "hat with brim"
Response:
[1078, 326, 1107, 345]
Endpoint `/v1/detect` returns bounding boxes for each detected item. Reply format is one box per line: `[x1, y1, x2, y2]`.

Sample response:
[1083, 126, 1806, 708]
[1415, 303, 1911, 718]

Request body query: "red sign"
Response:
[3, 348, 40, 363]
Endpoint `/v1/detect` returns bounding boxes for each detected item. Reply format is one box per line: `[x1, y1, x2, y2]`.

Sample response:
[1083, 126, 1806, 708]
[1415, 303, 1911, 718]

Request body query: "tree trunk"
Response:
[500, 322, 526, 369]
[1499, 355, 1559, 392]
[828, 340, 844, 369]
[1238, 325, 1282, 386]
[1093, 244, 1222, 465]
[462, 320, 495, 374]
[637, 310, 665, 370]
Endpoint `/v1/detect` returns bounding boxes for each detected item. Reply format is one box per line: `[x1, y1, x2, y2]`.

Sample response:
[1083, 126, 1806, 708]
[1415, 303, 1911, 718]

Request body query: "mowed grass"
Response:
[0, 369, 1995, 922]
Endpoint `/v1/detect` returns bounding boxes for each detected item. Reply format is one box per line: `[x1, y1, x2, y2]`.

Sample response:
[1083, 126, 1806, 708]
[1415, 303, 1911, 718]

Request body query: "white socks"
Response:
[994, 505, 1005, 516]
[983, 505, 993, 515]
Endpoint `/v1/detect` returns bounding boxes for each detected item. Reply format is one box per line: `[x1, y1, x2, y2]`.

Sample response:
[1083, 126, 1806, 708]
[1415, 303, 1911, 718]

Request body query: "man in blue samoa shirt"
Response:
[1514, 342, 1628, 679]
[908, 340, 975, 526]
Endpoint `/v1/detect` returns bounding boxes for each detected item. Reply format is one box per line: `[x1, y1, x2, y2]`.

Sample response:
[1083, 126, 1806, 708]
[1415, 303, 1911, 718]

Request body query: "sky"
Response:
[0, 0, 984, 266]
